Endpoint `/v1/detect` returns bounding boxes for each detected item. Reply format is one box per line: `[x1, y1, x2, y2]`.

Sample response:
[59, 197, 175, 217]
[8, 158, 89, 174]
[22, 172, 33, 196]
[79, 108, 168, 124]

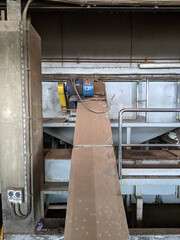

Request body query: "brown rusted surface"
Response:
[122, 150, 180, 160]
[94, 81, 105, 95]
[74, 101, 113, 146]
[167, 150, 180, 158]
[121, 150, 180, 169]
[64, 101, 129, 240]
[87, 95, 106, 101]
[43, 118, 67, 123]
[44, 149, 72, 160]
[44, 149, 180, 161]
[65, 147, 130, 240]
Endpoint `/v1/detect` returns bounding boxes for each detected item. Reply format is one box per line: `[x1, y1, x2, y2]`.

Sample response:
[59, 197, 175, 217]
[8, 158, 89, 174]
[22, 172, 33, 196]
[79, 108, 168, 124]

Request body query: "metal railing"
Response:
[118, 108, 180, 179]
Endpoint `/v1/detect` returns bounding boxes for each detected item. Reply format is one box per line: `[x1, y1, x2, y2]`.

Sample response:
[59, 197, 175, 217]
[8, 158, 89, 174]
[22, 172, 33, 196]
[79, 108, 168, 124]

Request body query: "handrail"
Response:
[118, 108, 180, 179]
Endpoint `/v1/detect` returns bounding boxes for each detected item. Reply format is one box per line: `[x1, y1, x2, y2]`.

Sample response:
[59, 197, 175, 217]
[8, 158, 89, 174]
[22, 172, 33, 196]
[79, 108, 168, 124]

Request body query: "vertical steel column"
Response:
[118, 111, 123, 178]
[135, 186, 143, 227]
[126, 127, 132, 150]
[136, 196, 143, 227]
[145, 79, 150, 152]
[176, 81, 180, 121]
[125, 195, 131, 209]
[146, 78, 149, 122]
[136, 80, 139, 120]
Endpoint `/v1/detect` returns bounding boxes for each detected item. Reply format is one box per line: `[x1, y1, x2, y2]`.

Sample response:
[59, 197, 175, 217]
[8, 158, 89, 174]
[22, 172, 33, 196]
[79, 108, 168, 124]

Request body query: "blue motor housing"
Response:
[83, 80, 94, 97]
[66, 79, 94, 97]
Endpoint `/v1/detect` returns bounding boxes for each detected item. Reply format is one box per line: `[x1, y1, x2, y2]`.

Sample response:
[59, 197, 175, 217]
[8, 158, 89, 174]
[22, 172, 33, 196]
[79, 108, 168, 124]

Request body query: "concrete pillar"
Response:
[0, 20, 43, 234]
[6, 0, 21, 21]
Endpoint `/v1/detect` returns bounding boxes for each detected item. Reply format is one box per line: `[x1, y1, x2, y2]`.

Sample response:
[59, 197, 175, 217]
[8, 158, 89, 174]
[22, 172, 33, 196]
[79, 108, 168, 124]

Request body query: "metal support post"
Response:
[146, 78, 149, 122]
[45, 195, 50, 216]
[176, 186, 180, 199]
[145, 141, 149, 150]
[136, 81, 139, 120]
[176, 81, 180, 121]
[126, 127, 132, 150]
[40, 191, 44, 218]
[135, 186, 143, 227]
[136, 195, 143, 228]
[125, 195, 131, 209]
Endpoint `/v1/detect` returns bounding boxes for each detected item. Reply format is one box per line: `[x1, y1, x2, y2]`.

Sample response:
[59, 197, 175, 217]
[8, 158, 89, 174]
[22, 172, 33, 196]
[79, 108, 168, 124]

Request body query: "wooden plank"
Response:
[65, 147, 129, 240]
[65, 101, 129, 240]
[74, 101, 113, 146]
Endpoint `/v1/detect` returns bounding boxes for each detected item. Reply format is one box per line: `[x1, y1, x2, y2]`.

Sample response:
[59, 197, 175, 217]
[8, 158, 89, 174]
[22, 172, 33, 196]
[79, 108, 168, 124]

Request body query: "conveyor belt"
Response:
[64, 101, 130, 240]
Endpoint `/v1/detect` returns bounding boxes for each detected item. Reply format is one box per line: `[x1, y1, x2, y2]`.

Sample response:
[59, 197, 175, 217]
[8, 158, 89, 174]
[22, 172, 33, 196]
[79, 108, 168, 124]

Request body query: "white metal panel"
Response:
[45, 159, 71, 182]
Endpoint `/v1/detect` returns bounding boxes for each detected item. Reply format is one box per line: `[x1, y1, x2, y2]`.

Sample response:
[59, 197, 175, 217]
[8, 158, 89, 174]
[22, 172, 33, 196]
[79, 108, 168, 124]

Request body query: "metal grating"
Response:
[42, 218, 65, 231]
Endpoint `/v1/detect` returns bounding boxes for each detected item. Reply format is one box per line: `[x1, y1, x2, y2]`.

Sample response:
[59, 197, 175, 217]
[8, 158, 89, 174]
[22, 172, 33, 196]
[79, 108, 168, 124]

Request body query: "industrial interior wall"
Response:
[31, 11, 180, 121]
[0, 21, 43, 234]
[31, 12, 180, 59]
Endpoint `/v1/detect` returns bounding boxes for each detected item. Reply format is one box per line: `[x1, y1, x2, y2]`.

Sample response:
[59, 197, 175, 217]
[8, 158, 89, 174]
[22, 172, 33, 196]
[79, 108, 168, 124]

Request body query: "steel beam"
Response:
[122, 169, 180, 176]
[42, 62, 180, 75]
[43, 121, 180, 128]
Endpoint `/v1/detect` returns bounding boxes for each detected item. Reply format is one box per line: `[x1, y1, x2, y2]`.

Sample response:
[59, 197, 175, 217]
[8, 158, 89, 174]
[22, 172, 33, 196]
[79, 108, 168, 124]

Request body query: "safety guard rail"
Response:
[118, 108, 180, 179]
